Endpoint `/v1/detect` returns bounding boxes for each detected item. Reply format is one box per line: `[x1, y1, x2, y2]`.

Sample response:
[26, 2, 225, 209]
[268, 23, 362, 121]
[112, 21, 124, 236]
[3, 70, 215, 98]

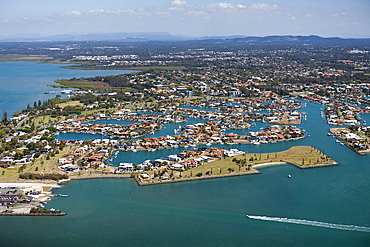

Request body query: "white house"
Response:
[118, 163, 134, 172]
[170, 164, 185, 170]
[167, 154, 182, 162]
[1, 156, 14, 163]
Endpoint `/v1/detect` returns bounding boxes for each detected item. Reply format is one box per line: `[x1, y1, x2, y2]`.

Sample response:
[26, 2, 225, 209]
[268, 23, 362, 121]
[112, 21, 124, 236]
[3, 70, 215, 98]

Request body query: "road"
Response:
[15, 116, 30, 129]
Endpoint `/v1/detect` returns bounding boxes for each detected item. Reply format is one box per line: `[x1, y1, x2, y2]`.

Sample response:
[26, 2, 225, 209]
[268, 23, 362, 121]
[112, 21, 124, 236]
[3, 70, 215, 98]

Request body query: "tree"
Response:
[2, 111, 7, 122]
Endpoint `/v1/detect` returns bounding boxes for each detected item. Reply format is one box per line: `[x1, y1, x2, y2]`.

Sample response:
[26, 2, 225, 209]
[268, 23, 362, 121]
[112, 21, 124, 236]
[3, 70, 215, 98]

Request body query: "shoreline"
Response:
[134, 170, 261, 186]
[329, 128, 369, 156]
[0, 212, 66, 216]
[0, 146, 339, 216]
[134, 160, 339, 186]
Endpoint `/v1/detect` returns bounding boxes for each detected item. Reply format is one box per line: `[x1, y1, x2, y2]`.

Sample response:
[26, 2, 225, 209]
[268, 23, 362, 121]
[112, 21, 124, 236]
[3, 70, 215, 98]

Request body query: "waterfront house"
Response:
[167, 154, 182, 162]
[0, 156, 14, 163]
[118, 163, 134, 172]
[171, 164, 185, 170]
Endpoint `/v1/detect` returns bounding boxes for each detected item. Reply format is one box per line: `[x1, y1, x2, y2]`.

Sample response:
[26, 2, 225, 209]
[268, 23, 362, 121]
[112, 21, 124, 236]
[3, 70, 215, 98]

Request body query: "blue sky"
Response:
[1, 0, 369, 38]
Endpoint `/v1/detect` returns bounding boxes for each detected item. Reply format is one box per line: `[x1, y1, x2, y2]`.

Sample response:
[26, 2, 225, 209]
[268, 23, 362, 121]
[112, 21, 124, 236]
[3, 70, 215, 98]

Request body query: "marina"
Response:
[0, 57, 369, 246]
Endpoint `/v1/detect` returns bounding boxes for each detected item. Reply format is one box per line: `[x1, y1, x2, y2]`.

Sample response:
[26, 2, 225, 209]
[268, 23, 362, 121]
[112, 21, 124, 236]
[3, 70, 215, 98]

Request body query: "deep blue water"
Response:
[0, 61, 136, 117]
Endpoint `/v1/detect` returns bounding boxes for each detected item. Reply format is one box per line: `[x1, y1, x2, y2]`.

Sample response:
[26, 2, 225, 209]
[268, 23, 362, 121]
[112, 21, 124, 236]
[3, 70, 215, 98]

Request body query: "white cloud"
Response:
[305, 14, 313, 18]
[1, 19, 9, 23]
[157, 11, 171, 18]
[172, 0, 186, 6]
[88, 9, 105, 14]
[205, 3, 247, 11]
[332, 12, 346, 17]
[169, 7, 185, 11]
[66, 11, 82, 16]
[287, 16, 297, 21]
[186, 10, 208, 17]
[249, 3, 279, 11]
[106, 9, 134, 15]
[217, 3, 234, 9]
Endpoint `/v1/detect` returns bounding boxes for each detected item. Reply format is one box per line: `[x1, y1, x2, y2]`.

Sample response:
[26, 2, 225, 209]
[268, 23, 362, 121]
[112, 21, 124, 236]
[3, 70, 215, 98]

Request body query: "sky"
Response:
[0, 0, 369, 38]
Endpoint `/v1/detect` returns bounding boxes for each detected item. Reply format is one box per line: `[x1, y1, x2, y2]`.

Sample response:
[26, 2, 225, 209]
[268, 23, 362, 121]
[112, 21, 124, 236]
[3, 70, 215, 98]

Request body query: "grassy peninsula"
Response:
[136, 146, 338, 186]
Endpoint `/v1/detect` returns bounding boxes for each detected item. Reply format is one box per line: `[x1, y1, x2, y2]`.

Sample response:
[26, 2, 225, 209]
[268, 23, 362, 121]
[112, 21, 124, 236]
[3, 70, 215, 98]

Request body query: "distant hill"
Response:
[0, 32, 190, 42]
[216, 35, 370, 46]
[0, 33, 369, 46]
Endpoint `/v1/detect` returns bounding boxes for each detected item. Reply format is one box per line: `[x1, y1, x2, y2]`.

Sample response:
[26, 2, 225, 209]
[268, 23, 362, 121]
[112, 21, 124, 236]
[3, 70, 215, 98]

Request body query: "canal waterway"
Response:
[1, 100, 368, 246]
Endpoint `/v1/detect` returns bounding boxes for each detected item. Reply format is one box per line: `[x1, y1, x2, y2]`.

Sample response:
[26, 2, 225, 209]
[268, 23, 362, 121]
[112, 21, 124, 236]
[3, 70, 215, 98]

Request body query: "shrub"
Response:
[19, 173, 68, 181]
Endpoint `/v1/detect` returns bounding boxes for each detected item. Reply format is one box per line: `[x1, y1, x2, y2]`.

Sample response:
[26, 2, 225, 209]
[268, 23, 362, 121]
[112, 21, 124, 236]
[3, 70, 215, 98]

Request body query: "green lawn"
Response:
[57, 101, 83, 109]
[140, 146, 336, 185]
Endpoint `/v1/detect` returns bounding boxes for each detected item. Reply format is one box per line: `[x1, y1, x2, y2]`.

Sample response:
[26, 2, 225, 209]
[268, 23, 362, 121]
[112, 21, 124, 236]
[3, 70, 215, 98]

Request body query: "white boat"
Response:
[132, 149, 137, 152]
[190, 144, 196, 147]
[184, 145, 189, 148]
[206, 143, 212, 146]
[288, 175, 291, 178]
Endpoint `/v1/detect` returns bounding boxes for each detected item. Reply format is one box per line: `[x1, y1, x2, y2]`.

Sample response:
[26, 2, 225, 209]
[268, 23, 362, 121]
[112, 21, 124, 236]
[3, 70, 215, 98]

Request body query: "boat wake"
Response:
[246, 215, 370, 233]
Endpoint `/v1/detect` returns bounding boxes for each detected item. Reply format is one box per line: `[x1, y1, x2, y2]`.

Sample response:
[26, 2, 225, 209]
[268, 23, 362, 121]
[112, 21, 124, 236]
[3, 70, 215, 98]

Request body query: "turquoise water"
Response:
[0, 63, 369, 246]
[1, 100, 369, 246]
[0, 61, 136, 117]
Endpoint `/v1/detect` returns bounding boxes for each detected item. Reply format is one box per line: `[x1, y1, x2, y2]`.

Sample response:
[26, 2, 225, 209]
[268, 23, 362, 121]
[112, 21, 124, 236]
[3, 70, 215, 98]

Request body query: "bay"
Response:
[0, 61, 136, 118]
[0, 61, 369, 246]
